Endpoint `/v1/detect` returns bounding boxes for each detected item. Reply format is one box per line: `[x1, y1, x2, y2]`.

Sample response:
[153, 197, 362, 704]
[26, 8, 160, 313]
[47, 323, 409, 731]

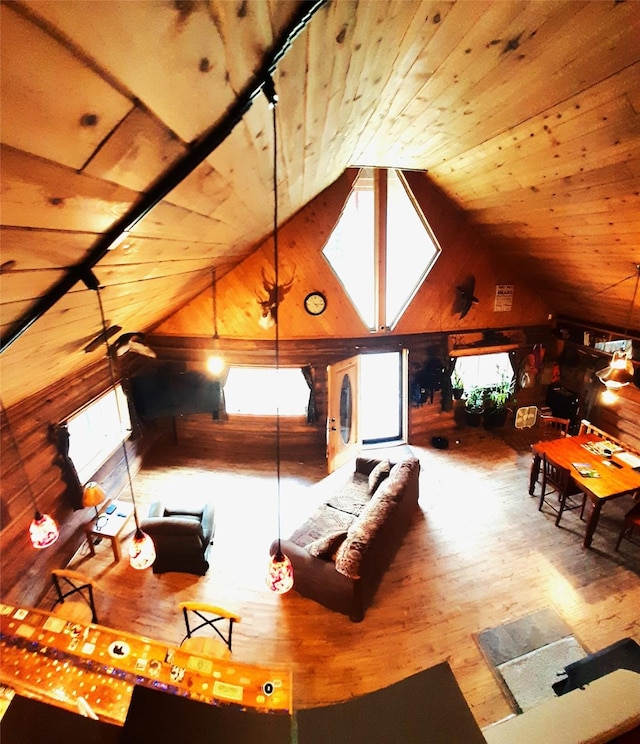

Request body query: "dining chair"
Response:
[51, 568, 98, 624]
[538, 414, 570, 439]
[178, 601, 241, 660]
[615, 502, 640, 551]
[578, 419, 609, 438]
[539, 454, 587, 527]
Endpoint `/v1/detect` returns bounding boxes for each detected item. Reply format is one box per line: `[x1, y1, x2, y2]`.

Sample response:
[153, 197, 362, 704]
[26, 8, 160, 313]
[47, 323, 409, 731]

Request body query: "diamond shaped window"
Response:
[322, 168, 440, 331]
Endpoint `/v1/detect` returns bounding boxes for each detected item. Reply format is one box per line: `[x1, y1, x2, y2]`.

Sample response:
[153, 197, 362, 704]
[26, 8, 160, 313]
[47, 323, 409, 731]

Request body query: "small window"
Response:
[224, 367, 309, 416]
[67, 385, 131, 484]
[454, 353, 514, 391]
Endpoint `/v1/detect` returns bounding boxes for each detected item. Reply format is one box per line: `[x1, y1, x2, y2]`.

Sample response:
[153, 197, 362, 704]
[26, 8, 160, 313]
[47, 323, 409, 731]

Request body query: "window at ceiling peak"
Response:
[322, 168, 441, 331]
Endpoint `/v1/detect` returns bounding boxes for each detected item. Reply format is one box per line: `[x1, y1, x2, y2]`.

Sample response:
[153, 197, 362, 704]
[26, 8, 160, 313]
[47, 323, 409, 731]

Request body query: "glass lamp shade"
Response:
[82, 481, 106, 508]
[266, 550, 294, 594]
[29, 511, 59, 549]
[129, 528, 156, 570]
[596, 351, 634, 390]
[207, 354, 225, 377]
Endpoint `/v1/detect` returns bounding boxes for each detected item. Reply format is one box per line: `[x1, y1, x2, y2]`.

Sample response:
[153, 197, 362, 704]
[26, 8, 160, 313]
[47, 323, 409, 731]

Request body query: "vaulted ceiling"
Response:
[1, 0, 639, 407]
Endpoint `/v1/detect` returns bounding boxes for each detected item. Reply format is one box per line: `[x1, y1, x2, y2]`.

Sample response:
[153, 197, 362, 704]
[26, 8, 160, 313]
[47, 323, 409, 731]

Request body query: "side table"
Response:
[84, 500, 134, 562]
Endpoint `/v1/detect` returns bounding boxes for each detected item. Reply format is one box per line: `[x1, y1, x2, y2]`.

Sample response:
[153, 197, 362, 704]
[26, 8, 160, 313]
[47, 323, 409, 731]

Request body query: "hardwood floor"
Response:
[48, 427, 640, 729]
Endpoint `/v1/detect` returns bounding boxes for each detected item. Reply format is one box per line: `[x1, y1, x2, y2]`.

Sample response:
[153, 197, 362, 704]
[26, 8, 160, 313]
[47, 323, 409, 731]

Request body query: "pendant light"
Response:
[86, 272, 156, 570]
[1, 400, 59, 549]
[595, 264, 639, 396]
[263, 76, 294, 595]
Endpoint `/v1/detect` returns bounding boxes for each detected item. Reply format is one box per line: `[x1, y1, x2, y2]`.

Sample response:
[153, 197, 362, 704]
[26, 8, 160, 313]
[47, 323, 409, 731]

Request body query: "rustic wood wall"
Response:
[0, 360, 151, 607]
[153, 170, 551, 340]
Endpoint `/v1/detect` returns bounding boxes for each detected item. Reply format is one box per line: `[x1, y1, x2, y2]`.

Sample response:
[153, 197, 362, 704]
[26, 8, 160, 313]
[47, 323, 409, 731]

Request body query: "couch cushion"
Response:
[326, 474, 371, 516]
[304, 530, 348, 559]
[289, 504, 355, 547]
[368, 459, 391, 494]
[334, 490, 400, 579]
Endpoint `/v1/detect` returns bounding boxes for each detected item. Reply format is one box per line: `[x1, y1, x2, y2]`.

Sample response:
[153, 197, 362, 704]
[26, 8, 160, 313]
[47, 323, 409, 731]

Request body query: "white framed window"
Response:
[322, 168, 440, 331]
[454, 352, 514, 391]
[224, 367, 309, 416]
[67, 385, 131, 484]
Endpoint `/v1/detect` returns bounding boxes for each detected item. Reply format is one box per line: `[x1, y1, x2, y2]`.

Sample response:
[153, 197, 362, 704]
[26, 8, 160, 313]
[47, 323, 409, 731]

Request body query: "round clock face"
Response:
[304, 291, 327, 316]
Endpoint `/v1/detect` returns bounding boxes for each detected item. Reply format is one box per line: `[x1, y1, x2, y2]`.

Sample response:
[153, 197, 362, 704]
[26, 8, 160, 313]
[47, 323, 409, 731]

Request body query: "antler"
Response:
[256, 264, 296, 327]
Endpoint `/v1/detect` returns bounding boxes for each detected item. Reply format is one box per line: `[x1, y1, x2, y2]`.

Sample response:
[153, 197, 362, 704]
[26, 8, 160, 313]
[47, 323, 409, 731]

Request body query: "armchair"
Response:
[140, 501, 215, 575]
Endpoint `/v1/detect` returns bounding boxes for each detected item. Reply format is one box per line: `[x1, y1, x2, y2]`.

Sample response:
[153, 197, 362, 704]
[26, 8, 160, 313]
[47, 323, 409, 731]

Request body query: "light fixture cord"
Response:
[626, 264, 640, 336]
[0, 398, 41, 513]
[94, 286, 142, 531]
[271, 87, 283, 554]
[212, 267, 218, 340]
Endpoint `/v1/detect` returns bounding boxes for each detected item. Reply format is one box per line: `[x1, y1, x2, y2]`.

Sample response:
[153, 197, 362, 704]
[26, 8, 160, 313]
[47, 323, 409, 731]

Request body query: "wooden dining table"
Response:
[530, 434, 640, 548]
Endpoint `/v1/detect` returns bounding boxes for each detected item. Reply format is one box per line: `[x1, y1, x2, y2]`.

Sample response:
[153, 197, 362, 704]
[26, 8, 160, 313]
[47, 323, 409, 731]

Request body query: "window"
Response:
[224, 367, 309, 416]
[454, 353, 514, 391]
[322, 169, 376, 328]
[67, 385, 131, 484]
[322, 168, 440, 331]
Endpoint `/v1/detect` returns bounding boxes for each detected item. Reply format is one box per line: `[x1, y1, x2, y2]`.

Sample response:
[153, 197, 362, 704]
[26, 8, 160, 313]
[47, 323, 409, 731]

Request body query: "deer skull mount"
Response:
[257, 267, 295, 329]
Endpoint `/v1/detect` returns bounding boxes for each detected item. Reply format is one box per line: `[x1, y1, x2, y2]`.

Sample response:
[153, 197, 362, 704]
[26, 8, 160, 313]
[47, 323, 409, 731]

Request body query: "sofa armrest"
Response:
[271, 539, 360, 618]
[355, 456, 382, 476]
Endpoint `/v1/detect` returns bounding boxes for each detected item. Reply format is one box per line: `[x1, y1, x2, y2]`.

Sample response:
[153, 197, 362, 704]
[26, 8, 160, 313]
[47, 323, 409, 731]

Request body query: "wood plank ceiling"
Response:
[1, 0, 639, 407]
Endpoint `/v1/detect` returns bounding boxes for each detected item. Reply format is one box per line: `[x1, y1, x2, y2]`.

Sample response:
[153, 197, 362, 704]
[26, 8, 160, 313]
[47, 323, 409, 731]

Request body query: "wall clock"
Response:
[304, 291, 327, 316]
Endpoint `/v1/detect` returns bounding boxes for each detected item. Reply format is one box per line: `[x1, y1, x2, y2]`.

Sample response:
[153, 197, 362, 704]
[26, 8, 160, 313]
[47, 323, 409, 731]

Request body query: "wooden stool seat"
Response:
[181, 635, 232, 660]
[178, 602, 241, 660]
[51, 569, 98, 624]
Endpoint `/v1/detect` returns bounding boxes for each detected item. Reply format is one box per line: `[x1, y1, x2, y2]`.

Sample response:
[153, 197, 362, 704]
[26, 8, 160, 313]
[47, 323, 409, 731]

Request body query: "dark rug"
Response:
[295, 662, 486, 744]
[476, 607, 587, 713]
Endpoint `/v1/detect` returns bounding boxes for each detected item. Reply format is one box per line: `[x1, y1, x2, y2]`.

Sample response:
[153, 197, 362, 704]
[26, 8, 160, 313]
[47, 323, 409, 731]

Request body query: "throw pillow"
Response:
[305, 530, 348, 559]
[368, 459, 391, 495]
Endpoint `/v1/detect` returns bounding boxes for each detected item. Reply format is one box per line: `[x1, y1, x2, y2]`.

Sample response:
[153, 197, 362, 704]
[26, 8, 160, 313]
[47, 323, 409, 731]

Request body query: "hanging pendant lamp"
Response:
[595, 264, 639, 397]
[1, 400, 60, 549]
[86, 272, 155, 570]
[263, 75, 294, 595]
[595, 349, 634, 390]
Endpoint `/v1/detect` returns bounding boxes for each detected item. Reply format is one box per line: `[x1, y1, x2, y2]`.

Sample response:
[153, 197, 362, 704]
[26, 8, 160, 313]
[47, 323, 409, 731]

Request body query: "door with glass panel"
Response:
[327, 356, 360, 473]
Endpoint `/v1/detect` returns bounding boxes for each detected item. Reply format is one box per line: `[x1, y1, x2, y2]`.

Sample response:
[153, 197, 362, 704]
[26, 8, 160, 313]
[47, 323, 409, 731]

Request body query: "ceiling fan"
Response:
[112, 332, 157, 359]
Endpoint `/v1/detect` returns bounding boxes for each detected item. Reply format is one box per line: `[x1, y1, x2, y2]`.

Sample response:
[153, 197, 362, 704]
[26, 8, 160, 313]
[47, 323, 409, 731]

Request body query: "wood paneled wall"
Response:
[153, 170, 551, 341]
[0, 360, 151, 607]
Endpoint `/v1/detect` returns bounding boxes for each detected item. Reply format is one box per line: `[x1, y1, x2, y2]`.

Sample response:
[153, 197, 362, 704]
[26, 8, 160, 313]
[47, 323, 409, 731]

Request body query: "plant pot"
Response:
[484, 406, 508, 429]
[464, 408, 483, 427]
[452, 387, 464, 400]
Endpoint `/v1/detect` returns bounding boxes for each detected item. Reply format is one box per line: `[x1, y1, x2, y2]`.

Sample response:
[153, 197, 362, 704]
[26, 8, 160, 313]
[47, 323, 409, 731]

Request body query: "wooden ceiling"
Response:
[1, 0, 639, 407]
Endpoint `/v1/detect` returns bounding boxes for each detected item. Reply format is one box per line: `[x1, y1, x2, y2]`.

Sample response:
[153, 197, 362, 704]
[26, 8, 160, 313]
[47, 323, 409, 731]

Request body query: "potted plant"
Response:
[451, 370, 464, 400]
[464, 385, 484, 426]
[484, 373, 515, 429]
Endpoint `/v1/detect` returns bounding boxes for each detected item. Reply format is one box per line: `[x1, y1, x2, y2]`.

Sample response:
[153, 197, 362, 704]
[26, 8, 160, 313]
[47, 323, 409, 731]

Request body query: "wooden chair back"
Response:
[542, 455, 573, 494]
[579, 419, 608, 438]
[51, 568, 98, 624]
[539, 454, 586, 527]
[538, 414, 570, 439]
[178, 601, 241, 660]
[615, 503, 640, 551]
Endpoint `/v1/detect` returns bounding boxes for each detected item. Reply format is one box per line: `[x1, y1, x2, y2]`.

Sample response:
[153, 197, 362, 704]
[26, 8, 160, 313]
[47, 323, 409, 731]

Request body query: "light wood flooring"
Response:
[50, 427, 640, 729]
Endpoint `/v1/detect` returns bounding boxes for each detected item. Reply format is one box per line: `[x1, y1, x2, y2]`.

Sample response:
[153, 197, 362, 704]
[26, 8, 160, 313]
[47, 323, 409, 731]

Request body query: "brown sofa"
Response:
[272, 455, 420, 621]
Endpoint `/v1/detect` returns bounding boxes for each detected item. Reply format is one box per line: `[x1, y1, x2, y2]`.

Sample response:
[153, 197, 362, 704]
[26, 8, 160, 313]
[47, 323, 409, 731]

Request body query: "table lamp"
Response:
[83, 481, 107, 519]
